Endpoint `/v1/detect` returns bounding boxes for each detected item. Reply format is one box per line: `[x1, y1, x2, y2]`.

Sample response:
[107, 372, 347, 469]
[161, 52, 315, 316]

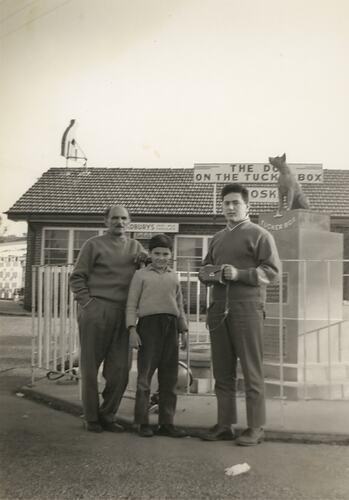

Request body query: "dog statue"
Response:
[269, 153, 310, 217]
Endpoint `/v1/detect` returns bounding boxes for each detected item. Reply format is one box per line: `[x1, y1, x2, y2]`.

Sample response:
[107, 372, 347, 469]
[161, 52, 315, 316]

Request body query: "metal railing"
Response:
[30, 261, 349, 400]
[31, 265, 78, 385]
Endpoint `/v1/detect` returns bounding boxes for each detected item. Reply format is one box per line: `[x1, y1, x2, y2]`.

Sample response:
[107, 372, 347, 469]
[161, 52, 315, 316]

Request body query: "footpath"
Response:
[2, 300, 348, 444]
[21, 367, 349, 444]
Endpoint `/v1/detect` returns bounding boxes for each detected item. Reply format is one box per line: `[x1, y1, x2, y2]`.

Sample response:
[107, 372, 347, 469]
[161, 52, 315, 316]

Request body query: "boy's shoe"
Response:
[85, 421, 103, 433]
[236, 427, 264, 446]
[200, 424, 235, 441]
[139, 425, 154, 437]
[156, 424, 187, 438]
[100, 419, 125, 433]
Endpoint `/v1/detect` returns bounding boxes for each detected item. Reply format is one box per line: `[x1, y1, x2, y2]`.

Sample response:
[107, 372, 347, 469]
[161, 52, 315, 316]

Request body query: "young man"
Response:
[70, 205, 146, 433]
[126, 233, 188, 438]
[199, 184, 280, 446]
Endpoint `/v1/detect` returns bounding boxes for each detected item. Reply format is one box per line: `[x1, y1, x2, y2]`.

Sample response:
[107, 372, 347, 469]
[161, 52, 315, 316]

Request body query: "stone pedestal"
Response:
[259, 210, 347, 399]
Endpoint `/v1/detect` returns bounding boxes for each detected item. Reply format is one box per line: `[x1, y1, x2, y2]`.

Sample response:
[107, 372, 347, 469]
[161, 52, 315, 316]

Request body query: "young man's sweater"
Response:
[126, 264, 188, 332]
[201, 220, 280, 304]
[69, 233, 144, 306]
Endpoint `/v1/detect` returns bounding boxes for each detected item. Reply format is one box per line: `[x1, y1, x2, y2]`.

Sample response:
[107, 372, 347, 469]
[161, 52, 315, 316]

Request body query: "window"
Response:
[175, 236, 211, 272]
[42, 227, 104, 265]
[43, 229, 69, 265]
[73, 230, 99, 262]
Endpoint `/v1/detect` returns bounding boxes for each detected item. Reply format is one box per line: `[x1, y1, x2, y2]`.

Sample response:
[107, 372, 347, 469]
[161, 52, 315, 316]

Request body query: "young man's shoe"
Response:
[200, 424, 235, 441]
[236, 427, 264, 446]
[156, 424, 187, 438]
[139, 424, 154, 437]
[85, 421, 103, 433]
[99, 420, 125, 433]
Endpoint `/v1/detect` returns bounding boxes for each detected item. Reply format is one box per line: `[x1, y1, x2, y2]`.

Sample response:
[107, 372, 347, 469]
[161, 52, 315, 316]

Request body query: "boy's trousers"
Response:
[207, 300, 266, 428]
[134, 314, 179, 425]
[78, 297, 131, 423]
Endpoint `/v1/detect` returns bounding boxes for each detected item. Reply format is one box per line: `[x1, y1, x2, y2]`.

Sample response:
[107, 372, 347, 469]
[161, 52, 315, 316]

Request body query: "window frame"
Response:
[173, 235, 211, 272]
[41, 227, 105, 265]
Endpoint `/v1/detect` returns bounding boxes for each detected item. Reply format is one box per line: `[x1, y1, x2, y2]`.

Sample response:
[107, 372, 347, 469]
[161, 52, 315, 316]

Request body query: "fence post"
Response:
[52, 266, 59, 371]
[43, 266, 51, 370]
[37, 266, 43, 368]
[59, 267, 67, 374]
[31, 266, 37, 385]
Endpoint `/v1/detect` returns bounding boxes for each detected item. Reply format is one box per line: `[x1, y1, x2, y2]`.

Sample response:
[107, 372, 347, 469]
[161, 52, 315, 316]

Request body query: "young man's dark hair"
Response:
[221, 183, 249, 203]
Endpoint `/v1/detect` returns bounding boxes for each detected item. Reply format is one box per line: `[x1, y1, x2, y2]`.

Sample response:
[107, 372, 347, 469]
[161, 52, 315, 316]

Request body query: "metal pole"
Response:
[326, 260, 332, 399]
[278, 261, 284, 399]
[302, 260, 308, 399]
[186, 262, 191, 394]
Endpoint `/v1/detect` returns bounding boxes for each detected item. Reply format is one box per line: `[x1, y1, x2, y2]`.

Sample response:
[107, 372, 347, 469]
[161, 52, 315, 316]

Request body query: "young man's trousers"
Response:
[78, 298, 131, 423]
[134, 314, 179, 425]
[207, 300, 266, 428]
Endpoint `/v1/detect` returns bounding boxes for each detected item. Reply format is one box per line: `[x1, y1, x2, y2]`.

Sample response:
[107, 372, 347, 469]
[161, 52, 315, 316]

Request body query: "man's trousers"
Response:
[207, 300, 266, 428]
[78, 298, 131, 423]
[134, 314, 179, 425]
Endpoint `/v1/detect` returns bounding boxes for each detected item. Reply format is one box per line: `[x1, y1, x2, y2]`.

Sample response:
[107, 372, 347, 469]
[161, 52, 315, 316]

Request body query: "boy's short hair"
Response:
[149, 234, 173, 251]
[221, 183, 249, 203]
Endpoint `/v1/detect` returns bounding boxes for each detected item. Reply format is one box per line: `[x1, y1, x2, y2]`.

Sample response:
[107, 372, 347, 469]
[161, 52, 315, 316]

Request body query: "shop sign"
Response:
[193, 163, 323, 184]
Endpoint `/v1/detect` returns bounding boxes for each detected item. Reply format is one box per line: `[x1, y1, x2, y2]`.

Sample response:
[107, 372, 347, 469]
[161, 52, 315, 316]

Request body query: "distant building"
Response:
[0, 237, 26, 299]
[5, 166, 349, 308]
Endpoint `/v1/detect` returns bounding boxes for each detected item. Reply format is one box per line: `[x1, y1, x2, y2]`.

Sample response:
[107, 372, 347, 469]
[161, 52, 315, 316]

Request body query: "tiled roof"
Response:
[6, 167, 349, 218]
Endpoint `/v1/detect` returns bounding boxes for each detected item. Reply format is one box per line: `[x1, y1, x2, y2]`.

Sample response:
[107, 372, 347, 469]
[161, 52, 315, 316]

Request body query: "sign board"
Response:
[247, 187, 279, 203]
[128, 222, 179, 233]
[194, 163, 323, 184]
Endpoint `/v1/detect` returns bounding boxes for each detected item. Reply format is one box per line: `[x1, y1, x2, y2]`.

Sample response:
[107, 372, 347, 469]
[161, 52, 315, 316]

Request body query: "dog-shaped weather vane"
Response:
[61, 119, 88, 166]
[269, 153, 310, 217]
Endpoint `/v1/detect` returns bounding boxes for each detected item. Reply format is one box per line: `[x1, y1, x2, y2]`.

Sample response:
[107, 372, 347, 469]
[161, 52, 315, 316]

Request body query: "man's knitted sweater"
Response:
[202, 220, 280, 303]
[126, 264, 188, 332]
[69, 233, 144, 306]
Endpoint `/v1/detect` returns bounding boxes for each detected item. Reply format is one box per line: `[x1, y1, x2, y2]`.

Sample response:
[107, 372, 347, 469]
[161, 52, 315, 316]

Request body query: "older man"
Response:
[199, 184, 280, 446]
[70, 205, 146, 432]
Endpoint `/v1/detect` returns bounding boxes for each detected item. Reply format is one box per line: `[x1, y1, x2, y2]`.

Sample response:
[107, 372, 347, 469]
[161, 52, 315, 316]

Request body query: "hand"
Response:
[180, 331, 188, 350]
[134, 252, 149, 268]
[129, 327, 142, 350]
[223, 265, 238, 281]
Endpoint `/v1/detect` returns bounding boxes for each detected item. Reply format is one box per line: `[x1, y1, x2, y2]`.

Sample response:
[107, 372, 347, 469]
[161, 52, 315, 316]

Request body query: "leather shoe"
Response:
[139, 424, 154, 437]
[200, 424, 235, 441]
[236, 427, 264, 446]
[100, 420, 125, 433]
[85, 421, 103, 433]
[156, 424, 187, 438]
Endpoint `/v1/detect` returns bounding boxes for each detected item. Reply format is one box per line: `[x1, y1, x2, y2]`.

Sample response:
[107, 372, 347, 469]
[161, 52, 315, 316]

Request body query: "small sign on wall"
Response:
[128, 222, 179, 233]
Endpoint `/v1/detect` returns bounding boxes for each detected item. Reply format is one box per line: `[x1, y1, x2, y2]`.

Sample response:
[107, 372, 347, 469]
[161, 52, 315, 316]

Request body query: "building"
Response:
[0, 237, 27, 299]
[6, 166, 349, 309]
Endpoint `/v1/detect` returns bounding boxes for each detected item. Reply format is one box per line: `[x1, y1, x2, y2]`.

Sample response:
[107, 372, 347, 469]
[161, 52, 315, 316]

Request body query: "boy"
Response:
[126, 234, 188, 438]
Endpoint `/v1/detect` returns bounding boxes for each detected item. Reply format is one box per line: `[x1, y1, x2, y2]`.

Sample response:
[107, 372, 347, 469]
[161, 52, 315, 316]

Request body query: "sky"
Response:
[1, 0, 348, 235]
